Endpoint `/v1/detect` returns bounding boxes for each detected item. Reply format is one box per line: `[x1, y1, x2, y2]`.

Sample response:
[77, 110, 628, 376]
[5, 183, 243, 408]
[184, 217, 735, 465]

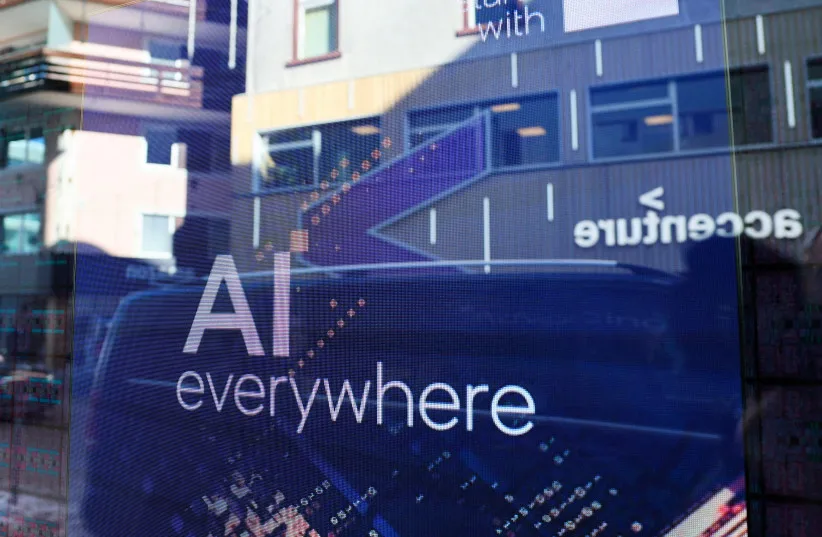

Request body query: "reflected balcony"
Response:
[0, 45, 204, 109]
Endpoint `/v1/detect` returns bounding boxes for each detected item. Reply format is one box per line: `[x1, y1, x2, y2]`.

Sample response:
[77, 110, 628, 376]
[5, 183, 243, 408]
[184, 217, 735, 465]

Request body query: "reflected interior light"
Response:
[351, 125, 380, 135]
[491, 102, 521, 113]
[517, 126, 547, 137]
[644, 114, 674, 126]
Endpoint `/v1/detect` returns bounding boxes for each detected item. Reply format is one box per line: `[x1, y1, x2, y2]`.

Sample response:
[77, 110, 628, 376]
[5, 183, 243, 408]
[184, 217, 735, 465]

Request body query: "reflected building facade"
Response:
[233, 0, 822, 535]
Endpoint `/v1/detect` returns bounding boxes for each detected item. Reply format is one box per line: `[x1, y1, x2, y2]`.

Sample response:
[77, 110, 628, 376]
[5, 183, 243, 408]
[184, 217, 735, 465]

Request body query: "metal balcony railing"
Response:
[0, 47, 204, 109]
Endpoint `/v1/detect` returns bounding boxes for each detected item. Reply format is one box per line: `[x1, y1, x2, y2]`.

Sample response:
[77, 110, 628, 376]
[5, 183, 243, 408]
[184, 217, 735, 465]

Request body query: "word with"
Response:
[462, 0, 546, 42]
[176, 362, 537, 436]
[574, 209, 803, 248]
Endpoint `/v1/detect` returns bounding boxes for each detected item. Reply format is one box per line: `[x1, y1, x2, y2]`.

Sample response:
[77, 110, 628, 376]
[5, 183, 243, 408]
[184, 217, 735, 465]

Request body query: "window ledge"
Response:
[456, 27, 480, 37]
[286, 51, 342, 68]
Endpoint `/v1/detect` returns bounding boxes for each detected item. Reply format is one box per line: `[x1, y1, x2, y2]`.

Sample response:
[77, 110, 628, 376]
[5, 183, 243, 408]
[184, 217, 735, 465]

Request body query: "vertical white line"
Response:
[253, 197, 261, 248]
[511, 53, 519, 88]
[546, 183, 554, 222]
[228, 0, 238, 69]
[273, 252, 290, 357]
[348, 80, 355, 110]
[246, 0, 256, 120]
[694, 24, 703, 63]
[429, 209, 437, 245]
[569, 90, 579, 151]
[755, 15, 766, 55]
[187, 0, 197, 60]
[483, 197, 491, 274]
[594, 40, 603, 77]
[298, 89, 305, 118]
[784, 60, 796, 128]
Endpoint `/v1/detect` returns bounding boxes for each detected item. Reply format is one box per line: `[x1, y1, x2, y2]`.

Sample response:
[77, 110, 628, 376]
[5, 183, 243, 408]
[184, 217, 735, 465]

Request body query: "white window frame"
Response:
[254, 129, 321, 192]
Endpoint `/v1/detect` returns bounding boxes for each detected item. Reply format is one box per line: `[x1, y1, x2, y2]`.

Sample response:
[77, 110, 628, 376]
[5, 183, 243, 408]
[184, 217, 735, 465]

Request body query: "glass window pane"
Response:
[6, 130, 26, 167]
[409, 105, 475, 131]
[262, 147, 315, 188]
[27, 127, 45, 164]
[318, 119, 381, 183]
[590, 81, 670, 107]
[146, 129, 175, 165]
[20, 213, 40, 253]
[729, 68, 772, 145]
[811, 87, 822, 139]
[410, 130, 444, 148]
[304, 5, 336, 58]
[491, 95, 560, 166]
[677, 74, 730, 150]
[142, 215, 172, 255]
[1, 214, 23, 254]
[266, 127, 313, 146]
[809, 58, 822, 82]
[592, 105, 674, 158]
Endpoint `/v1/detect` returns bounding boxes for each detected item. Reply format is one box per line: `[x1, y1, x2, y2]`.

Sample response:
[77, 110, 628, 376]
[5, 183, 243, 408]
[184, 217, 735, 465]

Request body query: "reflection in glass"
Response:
[141, 215, 173, 256]
[678, 74, 730, 150]
[491, 95, 559, 167]
[592, 105, 674, 158]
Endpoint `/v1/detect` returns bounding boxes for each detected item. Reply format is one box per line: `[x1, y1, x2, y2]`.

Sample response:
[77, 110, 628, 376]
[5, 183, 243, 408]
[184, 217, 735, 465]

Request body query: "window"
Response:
[257, 118, 381, 191]
[141, 215, 176, 257]
[148, 40, 187, 62]
[728, 67, 772, 145]
[408, 94, 560, 167]
[591, 68, 772, 159]
[808, 59, 822, 138]
[145, 128, 176, 165]
[0, 213, 41, 254]
[0, 127, 46, 168]
[297, 0, 338, 60]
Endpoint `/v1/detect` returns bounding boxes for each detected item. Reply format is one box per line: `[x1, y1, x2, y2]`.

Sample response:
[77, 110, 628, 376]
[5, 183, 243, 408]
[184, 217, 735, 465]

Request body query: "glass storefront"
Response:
[0, 0, 819, 535]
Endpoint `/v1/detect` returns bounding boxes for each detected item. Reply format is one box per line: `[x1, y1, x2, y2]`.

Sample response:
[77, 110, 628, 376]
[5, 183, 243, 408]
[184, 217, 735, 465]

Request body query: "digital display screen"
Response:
[21, 0, 816, 535]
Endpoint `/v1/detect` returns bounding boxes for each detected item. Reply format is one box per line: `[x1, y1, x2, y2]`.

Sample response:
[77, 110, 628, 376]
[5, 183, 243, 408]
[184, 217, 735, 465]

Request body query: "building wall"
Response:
[232, 5, 822, 272]
[233, 8, 822, 166]
[46, 130, 188, 259]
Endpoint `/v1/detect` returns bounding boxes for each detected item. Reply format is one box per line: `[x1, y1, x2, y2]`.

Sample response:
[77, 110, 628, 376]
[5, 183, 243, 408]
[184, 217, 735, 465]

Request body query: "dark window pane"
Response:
[729, 68, 772, 145]
[491, 95, 560, 166]
[262, 147, 315, 188]
[592, 105, 674, 158]
[146, 129, 175, 165]
[678, 73, 730, 150]
[809, 58, 822, 82]
[180, 130, 213, 172]
[266, 127, 313, 145]
[148, 40, 186, 61]
[811, 87, 822, 139]
[409, 105, 475, 131]
[318, 119, 381, 183]
[590, 82, 669, 107]
[410, 130, 443, 147]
